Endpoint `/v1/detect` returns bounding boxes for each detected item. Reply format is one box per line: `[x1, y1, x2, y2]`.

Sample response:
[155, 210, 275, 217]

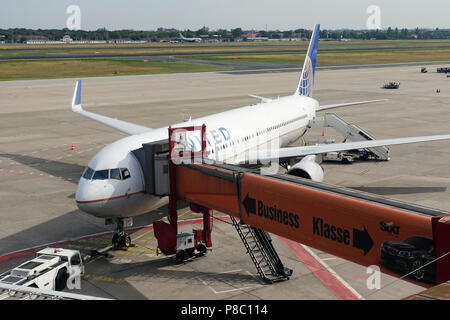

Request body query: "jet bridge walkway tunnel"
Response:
[137, 125, 450, 287]
[174, 162, 450, 286]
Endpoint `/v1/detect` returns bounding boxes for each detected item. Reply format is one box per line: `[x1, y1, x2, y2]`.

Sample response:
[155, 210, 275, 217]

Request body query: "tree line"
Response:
[1, 27, 449, 43]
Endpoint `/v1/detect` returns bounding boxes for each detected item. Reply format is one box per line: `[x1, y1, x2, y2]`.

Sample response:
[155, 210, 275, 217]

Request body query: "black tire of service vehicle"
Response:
[411, 259, 425, 281]
[176, 250, 185, 262]
[55, 268, 68, 291]
[197, 244, 207, 255]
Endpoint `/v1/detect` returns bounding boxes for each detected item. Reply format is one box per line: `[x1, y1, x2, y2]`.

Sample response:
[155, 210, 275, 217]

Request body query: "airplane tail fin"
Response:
[71, 79, 83, 113]
[295, 24, 320, 97]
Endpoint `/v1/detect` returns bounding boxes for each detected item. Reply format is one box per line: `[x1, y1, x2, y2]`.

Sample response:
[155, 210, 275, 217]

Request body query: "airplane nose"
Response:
[75, 178, 111, 216]
[75, 178, 93, 203]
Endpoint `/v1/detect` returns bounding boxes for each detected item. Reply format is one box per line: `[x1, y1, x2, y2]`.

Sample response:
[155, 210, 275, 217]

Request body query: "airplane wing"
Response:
[248, 94, 272, 103]
[71, 80, 152, 135]
[317, 99, 388, 111]
[245, 134, 450, 162]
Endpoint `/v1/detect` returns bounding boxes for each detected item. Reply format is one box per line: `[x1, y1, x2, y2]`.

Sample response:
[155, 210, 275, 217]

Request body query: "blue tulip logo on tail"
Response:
[299, 56, 314, 97]
[296, 24, 320, 97]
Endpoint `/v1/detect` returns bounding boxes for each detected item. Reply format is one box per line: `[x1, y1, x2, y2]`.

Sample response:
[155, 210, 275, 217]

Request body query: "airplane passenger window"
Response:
[93, 170, 109, 180]
[83, 167, 94, 179]
[110, 168, 121, 180]
[121, 168, 131, 180]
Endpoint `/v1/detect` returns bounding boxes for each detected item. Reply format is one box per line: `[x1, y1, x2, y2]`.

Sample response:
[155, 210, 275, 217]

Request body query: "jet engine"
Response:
[286, 155, 324, 182]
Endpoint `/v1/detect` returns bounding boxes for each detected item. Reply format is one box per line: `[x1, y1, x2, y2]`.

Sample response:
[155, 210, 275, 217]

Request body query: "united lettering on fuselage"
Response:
[187, 127, 231, 150]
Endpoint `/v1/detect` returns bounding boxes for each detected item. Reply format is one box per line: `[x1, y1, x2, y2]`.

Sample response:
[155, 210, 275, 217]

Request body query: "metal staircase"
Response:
[310, 113, 390, 160]
[231, 216, 292, 283]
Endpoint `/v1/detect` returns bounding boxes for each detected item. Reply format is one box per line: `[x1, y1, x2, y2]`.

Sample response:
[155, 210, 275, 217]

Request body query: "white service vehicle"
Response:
[174, 232, 207, 262]
[323, 151, 354, 164]
[0, 248, 84, 291]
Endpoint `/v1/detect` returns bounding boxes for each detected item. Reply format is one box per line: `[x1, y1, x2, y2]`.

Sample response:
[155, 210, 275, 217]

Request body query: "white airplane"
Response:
[72, 24, 450, 247]
[178, 33, 202, 43]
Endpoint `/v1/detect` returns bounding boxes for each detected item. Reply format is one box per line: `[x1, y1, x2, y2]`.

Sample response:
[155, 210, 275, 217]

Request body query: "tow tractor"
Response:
[0, 248, 84, 291]
[175, 232, 208, 262]
[321, 139, 379, 163]
[322, 151, 354, 164]
[382, 82, 400, 89]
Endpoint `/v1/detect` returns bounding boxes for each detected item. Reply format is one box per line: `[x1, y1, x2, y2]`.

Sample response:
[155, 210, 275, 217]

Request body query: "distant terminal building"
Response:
[62, 34, 73, 43]
[247, 37, 269, 42]
[25, 35, 49, 44]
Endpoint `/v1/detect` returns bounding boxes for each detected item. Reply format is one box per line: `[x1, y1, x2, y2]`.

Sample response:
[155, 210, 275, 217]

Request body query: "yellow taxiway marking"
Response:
[335, 181, 347, 186]
[82, 274, 125, 284]
[134, 243, 157, 251]
[178, 209, 192, 219]
[160, 209, 192, 223]
[85, 255, 102, 266]
[359, 169, 369, 176]
[132, 229, 153, 242]
[191, 212, 203, 217]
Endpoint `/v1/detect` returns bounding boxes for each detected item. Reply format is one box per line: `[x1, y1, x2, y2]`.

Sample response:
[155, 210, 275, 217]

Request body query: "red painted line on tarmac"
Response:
[0, 217, 211, 264]
[0, 242, 69, 264]
[277, 236, 359, 300]
[0, 249, 35, 264]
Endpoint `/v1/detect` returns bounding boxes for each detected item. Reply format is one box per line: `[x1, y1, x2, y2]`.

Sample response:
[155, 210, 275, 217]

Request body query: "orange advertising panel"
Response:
[176, 164, 447, 284]
[176, 164, 240, 217]
[239, 174, 436, 284]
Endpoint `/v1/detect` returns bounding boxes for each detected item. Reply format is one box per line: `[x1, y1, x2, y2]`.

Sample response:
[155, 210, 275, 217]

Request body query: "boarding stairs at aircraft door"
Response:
[230, 216, 292, 283]
[310, 113, 390, 160]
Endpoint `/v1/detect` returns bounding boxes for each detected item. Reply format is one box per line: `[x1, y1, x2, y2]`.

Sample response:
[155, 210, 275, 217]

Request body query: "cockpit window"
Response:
[121, 168, 131, 180]
[93, 170, 109, 180]
[110, 168, 121, 180]
[82, 167, 94, 179]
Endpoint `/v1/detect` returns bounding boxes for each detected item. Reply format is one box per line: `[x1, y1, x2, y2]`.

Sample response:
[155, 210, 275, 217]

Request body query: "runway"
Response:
[0, 65, 449, 299]
[3, 44, 450, 61]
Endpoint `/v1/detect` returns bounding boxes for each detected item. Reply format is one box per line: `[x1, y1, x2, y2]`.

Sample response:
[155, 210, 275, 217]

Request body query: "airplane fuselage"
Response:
[75, 95, 318, 218]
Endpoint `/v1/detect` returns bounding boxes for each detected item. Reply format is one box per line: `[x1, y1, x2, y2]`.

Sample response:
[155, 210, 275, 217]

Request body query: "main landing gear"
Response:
[112, 218, 132, 249]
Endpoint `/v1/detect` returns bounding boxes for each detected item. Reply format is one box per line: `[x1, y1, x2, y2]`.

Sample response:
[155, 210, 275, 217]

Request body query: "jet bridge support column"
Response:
[153, 124, 211, 255]
[190, 203, 212, 248]
[432, 215, 450, 284]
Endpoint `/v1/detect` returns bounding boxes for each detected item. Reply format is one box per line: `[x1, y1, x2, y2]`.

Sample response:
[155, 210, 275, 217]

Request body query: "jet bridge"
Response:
[309, 113, 390, 160]
[135, 125, 450, 286]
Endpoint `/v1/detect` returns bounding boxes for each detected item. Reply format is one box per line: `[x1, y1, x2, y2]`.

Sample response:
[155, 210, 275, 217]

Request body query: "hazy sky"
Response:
[2, 0, 449, 30]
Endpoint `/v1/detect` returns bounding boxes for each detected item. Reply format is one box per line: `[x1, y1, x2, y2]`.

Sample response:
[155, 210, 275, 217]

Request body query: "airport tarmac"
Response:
[0, 63, 449, 299]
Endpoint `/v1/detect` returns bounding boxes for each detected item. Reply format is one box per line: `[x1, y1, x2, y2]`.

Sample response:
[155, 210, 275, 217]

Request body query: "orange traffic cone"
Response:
[322, 129, 325, 137]
[71, 144, 75, 151]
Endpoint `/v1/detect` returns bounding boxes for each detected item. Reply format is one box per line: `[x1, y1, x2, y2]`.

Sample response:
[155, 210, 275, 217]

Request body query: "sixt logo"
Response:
[242, 194, 300, 229]
[380, 221, 400, 236]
